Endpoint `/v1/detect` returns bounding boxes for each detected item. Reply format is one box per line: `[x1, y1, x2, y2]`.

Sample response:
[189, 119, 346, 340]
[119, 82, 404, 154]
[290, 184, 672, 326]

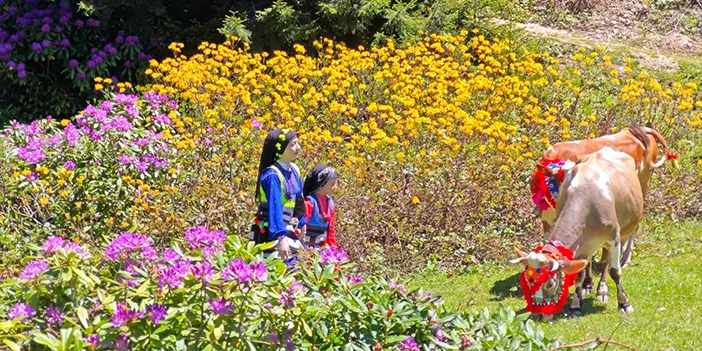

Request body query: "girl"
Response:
[302, 164, 339, 249]
[251, 128, 307, 261]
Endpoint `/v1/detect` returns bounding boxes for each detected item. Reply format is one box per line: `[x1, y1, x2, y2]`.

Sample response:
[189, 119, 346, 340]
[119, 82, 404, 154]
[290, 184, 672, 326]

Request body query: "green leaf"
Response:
[213, 325, 224, 341]
[76, 307, 89, 329]
[61, 328, 73, 350]
[61, 269, 74, 282]
[33, 333, 59, 350]
[385, 335, 409, 344]
[72, 268, 94, 288]
[301, 319, 313, 337]
[2, 339, 21, 351]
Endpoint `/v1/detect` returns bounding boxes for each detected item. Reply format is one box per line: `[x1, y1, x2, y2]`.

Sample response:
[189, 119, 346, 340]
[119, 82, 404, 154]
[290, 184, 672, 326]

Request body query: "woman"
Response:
[250, 128, 306, 262]
[302, 164, 339, 250]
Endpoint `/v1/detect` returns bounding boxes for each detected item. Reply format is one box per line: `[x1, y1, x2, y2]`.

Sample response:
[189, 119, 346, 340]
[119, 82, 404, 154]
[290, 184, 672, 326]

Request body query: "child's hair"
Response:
[255, 128, 299, 201]
[303, 164, 338, 197]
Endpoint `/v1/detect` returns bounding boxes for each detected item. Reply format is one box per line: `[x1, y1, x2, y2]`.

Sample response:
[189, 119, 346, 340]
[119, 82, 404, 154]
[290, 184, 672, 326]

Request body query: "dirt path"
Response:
[492, 1, 702, 73]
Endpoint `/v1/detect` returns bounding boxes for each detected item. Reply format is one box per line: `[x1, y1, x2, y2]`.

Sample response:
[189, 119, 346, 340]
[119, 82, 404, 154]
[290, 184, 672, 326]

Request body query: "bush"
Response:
[0, 0, 162, 122]
[0, 87, 192, 267]
[0, 232, 558, 350]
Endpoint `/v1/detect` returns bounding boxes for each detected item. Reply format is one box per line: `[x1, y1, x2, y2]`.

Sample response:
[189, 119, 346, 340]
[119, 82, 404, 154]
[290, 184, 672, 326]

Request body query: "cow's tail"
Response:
[644, 127, 677, 169]
[620, 235, 634, 268]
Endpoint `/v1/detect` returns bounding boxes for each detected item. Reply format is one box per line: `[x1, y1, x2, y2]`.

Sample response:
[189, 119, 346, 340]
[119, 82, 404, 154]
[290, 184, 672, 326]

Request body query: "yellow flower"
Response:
[411, 196, 420, 205]
[61, 119, 70, 127]
[39, 197, 49, 206]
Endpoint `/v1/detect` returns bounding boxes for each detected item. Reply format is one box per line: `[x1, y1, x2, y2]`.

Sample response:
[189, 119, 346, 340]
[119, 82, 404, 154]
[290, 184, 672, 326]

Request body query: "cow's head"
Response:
[509, 247, 587, 316]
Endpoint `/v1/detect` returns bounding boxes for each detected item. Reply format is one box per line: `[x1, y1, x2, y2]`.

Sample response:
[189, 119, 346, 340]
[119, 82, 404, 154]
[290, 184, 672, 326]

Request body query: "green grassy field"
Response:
[409, 220, 702, 351]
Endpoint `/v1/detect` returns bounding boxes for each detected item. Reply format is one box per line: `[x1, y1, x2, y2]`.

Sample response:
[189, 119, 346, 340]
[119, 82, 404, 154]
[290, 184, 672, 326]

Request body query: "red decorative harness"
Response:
[519, 241, 578, 315]
[531, 159, 566, 211]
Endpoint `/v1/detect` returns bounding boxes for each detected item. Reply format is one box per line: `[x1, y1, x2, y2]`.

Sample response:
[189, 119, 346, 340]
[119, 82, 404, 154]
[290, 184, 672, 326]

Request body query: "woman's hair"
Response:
[255, 128, 299, 201]
[303, 164, 338, 197]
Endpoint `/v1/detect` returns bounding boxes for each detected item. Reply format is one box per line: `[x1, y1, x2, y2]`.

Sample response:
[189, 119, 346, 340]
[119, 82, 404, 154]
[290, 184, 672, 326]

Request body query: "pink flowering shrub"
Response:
[0, 230, 557, 350]
[0, 90, 191, 267]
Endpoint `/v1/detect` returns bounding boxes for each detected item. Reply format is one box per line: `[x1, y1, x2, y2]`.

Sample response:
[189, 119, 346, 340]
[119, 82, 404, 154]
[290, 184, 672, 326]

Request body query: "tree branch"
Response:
[549, 337, 635, 351]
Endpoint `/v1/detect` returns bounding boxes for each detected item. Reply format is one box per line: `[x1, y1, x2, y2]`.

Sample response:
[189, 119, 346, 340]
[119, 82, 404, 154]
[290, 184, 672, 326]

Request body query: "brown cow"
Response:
[530, 123, 675, 299]
[514, 147, 645, 321]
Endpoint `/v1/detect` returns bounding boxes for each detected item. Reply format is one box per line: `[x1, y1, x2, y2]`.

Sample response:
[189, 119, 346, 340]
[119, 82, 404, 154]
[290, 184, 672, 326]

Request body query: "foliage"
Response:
[0, 88, 191, 267]
[0, 232, 559, 350]
[0, 0, 168, 123]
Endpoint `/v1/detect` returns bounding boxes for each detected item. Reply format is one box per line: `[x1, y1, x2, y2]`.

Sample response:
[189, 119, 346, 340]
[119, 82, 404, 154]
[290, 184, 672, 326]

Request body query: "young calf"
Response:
[514, 147, 644, 321]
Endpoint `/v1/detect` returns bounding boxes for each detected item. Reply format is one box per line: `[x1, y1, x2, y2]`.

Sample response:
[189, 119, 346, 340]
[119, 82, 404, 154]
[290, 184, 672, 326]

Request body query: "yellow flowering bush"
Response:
[137, 31, 702, 270]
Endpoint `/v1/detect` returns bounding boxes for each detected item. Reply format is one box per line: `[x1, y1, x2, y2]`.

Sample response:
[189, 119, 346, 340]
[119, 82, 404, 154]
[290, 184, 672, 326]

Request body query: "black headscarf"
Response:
[303, 164, 338, 197]
[255, 128, 299, 201]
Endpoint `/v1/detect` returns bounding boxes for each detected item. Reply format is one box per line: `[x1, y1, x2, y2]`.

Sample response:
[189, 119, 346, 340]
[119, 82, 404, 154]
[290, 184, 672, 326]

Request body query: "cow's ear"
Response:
[560, 259, 588, 274]
[508, 248, 529, 264]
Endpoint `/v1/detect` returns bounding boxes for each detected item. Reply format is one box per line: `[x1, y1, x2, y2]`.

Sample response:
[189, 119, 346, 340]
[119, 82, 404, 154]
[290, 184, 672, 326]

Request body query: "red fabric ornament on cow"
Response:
[518, 243, 578, 316]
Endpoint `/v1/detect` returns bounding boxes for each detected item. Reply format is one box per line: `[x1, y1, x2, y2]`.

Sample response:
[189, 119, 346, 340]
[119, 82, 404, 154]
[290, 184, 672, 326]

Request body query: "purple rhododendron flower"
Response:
[251, 119, 263, 130]
[59, 38, 70, 48]
[118, 154, 135, 165]
[63, 160, 75, 169]
[152, 113, 171, 125]
[63, 242, 91, 259]
[115, 333, 128, 351]
[104, 232, 158, 261]
[191, 262, 214, 282]
[108, 115, 133, 132]
[100, 100, 113, 111]
[123, 60, 132, 68]
[398, 337, 420, 351]
[147, 304, 167, 324]
[41, 40, 51, 48]
[125, 35, 139, 46]
[278, 287, 296, 308]
[157, 259, 190, 289]
[31, 42, 42, 53]
[350, 276, 364, 284]
[42, 236, 66, 255]
[84, 335, 99, 350]
[161, 248, 181, 263]
[209, 298, 234, 315]
[184, 226, 227, 257]
[113, 94, 138, 105]
[111, 302, 144, 327]
[17, 146, 46, 164]
[133, 160, 148, 172]
[8, 302, 36, 322]
[45, 305, 63, 325]
[87, 60, 96, 69]
[222, 259, 252, 283]
[320, 246, 348, 265]
[19, 260, 49, 280]
[389, 280, 407, 295]
[124, 104, 138, 117]
[41, 24, 50, 33]
[251, 261, 268, 282]
[104, 44, 117, 55]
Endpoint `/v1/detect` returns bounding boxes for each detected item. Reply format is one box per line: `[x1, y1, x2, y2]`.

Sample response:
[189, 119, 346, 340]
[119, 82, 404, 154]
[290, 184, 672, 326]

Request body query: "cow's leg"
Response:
[567, 264, 587, 317]
[608, 239, 634, 313]
[596, 246, 610, 303]
[582, 258, 594, 295]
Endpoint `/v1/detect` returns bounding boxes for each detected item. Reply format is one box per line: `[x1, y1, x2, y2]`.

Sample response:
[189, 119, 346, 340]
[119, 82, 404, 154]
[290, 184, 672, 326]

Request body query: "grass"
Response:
[408, 219, 702, 351]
